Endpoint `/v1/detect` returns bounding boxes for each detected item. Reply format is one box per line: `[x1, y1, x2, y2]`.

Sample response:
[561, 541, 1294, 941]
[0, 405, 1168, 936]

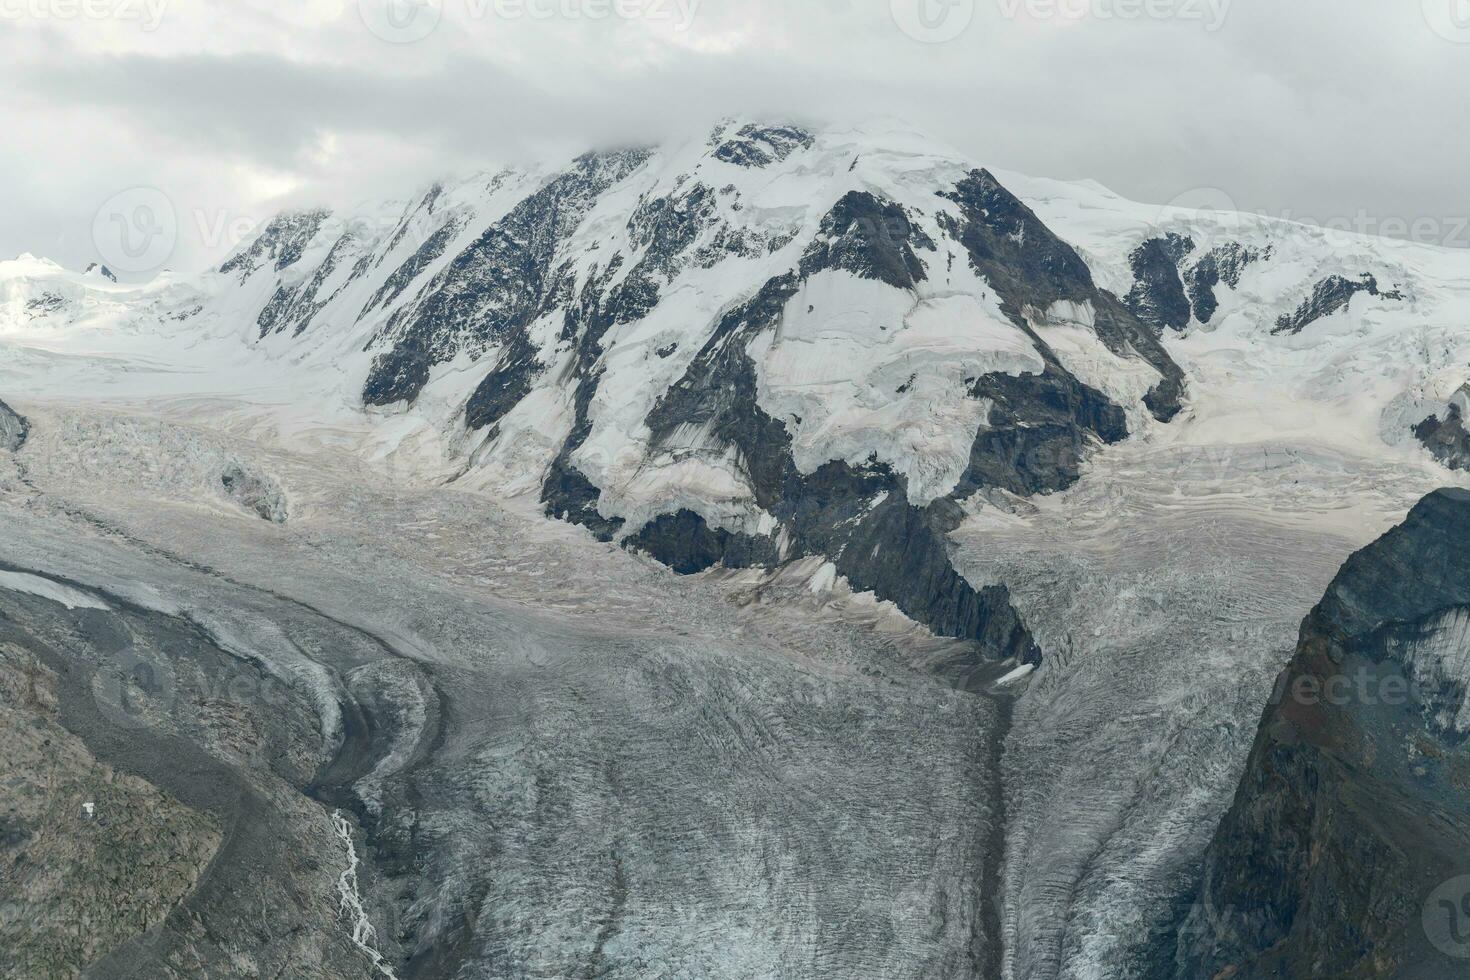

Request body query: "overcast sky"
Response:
[4, 0, 1467, 276]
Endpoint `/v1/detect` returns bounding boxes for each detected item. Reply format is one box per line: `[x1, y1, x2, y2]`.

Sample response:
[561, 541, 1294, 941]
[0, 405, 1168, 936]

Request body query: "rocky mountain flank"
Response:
[1168, 488, 1470, 980]
[201, 122, 1199, 666]
[0, 397, 27, 452]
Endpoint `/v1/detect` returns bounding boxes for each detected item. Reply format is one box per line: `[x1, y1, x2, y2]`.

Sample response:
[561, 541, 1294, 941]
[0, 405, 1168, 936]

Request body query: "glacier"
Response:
[2, 117, 1469, 978]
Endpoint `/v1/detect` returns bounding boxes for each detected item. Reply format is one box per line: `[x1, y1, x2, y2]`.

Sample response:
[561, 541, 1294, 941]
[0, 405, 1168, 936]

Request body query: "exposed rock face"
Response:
[1273, 272, 1402, 335]
[1183, 241, 1266, 324]
[1119, 235, 1268, 331]
[711, 122, 815, 167]
[0, 398, 27, 451]
[363, 149, 652, 407]
[0, 568, 377, 978]
[0, 641, 223, 977]
[799, 189, 932, 288]
[25, 291, 65, 317]
[1125, 233, 1194, 333]
[255, 231, 366, 339]
[1169, 488, 1470, 980]
[220, 463, 288, 523]
[1414, 388, 1470, 471]
[219, 209, 331, 278]
[939, 170, 1188, 422]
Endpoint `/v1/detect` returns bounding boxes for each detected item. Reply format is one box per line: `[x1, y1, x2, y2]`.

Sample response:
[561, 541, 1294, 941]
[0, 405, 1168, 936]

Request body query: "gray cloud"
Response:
[3, 0, 1467, 276]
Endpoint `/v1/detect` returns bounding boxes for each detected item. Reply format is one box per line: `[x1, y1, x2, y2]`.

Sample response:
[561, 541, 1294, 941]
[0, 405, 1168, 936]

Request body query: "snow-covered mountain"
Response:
[7, 118, 1470, 980]
[8, 118, 1467, 668]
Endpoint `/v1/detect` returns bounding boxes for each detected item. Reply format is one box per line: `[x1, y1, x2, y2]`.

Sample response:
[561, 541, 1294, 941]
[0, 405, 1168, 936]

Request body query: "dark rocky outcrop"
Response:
[623, 509, 777, 575]
[609, 181, 723, 327]
[0, 398, 28, 452]
[1125, 234, 1195, 333]
[363, 149, 651, 407]
[375, 181, 446, 270]
[1184, 241, 1266, 324]
[939, 169, 1188, 422]
[539, 256, 661, 540]
[25, 292, 66, 318]
[1273, 273, 1402, 335]
[256, 232, 363, 338]
[361, 213, 466, 317]
[957, 368, 1128, 497]
[799, 190, 932, 289]
[1166, 488, 1470, 980]
[711, 123, 814, 168]
[85, 262, 118, 282]
[463, 329, 541, 435]
[220, 209, 331, 278]
[1414, 393, 1470, 471]
[220, 464, 288, 523]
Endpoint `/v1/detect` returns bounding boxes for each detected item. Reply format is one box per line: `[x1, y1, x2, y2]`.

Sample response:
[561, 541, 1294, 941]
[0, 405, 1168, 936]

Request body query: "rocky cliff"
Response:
[1169, 488, 1470, 980]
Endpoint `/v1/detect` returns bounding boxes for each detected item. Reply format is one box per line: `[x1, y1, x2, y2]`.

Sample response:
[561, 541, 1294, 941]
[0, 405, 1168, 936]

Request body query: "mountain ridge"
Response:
[5, 117, 1469, 661]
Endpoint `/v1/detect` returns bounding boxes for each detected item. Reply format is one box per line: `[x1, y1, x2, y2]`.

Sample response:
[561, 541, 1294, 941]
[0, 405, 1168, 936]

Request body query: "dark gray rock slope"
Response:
[1273, 273, 1402, 335]
[363, 150, 652, 408]
[1414, 396, 1470, 472]
[0, 397, 28, 451]
[1125, 233, 1195, 333]
[1165, 488, 1470, 980]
